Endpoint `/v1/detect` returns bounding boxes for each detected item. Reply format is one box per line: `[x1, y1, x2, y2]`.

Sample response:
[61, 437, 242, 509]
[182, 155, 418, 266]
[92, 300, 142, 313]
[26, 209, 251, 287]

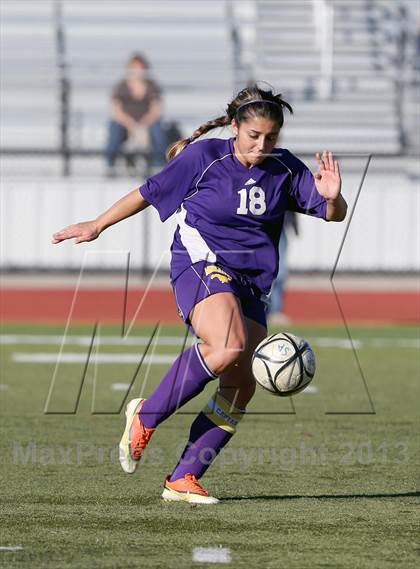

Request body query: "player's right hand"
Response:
[52, 221, 101, 244]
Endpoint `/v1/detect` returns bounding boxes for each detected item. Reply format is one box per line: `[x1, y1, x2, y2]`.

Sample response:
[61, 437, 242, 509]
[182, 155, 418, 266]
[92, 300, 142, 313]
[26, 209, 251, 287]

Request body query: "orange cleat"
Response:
[119, 398, 155, 474]
[162, 473, 219, 504]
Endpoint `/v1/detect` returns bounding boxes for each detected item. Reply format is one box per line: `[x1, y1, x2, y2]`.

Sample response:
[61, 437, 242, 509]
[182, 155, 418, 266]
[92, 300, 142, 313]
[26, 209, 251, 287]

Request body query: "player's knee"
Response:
[211, 338, 247, 374]
[210, 351, 240, 375]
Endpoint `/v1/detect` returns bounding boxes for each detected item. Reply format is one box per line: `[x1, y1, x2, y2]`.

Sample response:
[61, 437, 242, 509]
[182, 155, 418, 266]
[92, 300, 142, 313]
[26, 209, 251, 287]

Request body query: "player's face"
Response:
[232, 116, 280, 167]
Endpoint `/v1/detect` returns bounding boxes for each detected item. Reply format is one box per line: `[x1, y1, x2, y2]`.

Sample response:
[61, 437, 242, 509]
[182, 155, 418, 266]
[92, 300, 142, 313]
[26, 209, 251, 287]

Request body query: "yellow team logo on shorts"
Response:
[204, 265, 232, 284]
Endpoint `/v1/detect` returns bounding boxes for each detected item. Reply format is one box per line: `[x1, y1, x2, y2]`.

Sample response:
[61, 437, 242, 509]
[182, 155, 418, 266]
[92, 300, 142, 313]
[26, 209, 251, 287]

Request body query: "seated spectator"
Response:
[105, 53, 167, 176]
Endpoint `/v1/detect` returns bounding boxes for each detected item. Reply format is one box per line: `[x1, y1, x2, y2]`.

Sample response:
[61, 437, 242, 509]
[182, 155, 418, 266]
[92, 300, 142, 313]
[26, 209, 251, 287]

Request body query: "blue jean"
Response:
[105, 120, 167, 167]
[269, 230, 288, 315]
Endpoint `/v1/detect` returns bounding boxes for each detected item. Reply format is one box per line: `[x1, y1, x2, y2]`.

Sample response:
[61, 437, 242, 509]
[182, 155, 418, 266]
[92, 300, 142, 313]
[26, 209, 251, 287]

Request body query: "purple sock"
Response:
[140, 344, 217, 429]
[169, 391, 245, 481]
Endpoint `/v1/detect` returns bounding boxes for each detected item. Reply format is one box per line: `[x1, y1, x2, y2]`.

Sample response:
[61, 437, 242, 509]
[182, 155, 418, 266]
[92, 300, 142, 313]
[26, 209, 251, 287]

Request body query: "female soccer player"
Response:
[52, 84, 347, 504]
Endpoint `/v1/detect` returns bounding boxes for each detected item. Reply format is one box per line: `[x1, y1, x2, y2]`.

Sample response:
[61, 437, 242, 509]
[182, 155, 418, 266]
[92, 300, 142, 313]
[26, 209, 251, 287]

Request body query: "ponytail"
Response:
[166, 115, 230, 161]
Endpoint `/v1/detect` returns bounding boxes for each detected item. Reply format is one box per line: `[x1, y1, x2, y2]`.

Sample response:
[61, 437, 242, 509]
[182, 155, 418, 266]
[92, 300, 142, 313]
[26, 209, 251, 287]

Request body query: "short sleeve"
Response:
[111, 81, 126, 101]
[147, 80, 161, 101]
[285, 151, 327, 220]
[139, 143, 203, 222]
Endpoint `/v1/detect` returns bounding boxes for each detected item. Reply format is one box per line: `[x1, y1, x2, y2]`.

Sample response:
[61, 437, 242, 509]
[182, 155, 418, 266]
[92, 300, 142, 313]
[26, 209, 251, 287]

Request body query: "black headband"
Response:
[236, 99, 279, 113]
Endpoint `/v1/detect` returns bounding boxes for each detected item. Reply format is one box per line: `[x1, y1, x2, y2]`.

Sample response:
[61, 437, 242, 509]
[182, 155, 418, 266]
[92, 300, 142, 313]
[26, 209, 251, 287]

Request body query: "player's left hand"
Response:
[314, 151, 341, 201]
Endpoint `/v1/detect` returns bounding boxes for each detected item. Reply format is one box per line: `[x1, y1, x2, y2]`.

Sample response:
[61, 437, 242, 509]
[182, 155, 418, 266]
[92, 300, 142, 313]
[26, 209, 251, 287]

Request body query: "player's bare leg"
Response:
[218, 316, 267, 409]
[190, 296, 266, 408]
[190, 291, 248, 376]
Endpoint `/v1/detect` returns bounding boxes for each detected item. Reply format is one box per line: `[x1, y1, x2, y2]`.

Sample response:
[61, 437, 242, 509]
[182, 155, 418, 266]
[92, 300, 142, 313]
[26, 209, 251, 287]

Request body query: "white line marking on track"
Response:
[192, 547, 231, 563]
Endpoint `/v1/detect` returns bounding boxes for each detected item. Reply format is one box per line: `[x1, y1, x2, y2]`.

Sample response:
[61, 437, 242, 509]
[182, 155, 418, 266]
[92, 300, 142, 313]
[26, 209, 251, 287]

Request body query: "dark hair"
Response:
[166, 84, 293, 160]
[128, 53, 149, 69]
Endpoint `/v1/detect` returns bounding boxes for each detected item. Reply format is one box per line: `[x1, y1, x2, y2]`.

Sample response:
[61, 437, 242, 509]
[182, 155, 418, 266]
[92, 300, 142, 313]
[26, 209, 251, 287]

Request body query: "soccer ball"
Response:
[251, 332, 316, 397]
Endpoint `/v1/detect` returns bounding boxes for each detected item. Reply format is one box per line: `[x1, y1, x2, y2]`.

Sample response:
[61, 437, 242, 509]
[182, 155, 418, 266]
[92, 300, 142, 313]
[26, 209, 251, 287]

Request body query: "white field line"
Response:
[1, 335, 419, 349]
[0, 384, 9, 391]
[0, 546, 23, 551]
[303, 385, 319, 393]
[0, 335, 193, 346]
[192, 547, 231, 563]
[111, 383, 131, 391]
[12, 353, 176, 364]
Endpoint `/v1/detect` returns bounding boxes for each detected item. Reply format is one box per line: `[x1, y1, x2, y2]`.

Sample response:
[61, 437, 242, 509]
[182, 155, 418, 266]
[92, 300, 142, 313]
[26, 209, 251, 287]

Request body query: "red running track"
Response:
[1, 288, 419, 324]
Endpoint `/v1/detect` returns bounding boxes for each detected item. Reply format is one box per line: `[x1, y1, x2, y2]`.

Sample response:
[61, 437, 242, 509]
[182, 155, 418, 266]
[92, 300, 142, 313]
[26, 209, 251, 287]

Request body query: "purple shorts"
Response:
[172, 261, 268, 330]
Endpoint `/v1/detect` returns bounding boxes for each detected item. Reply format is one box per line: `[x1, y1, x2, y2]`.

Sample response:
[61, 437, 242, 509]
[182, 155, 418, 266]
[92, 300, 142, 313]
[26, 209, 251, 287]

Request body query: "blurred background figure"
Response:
[268, 211, 299, 325]
[105, 53, 167, 177]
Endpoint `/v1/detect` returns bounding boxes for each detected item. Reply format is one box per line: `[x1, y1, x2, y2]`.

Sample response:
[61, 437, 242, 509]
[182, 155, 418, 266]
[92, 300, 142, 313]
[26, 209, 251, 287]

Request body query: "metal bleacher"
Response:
[63, 0, 234, 151]
[1, 0, 418, 171]
[253, 0, 406, 154]
[0, 1, 59, 150]
[0, 0, 235, 173]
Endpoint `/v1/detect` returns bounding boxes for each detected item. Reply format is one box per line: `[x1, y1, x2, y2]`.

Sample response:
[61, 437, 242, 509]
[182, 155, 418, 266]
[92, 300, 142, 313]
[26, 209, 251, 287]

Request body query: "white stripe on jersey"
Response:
[271, 155, 293, 176]
[176, 205, 217, 264]
[184, 153, 232, 201]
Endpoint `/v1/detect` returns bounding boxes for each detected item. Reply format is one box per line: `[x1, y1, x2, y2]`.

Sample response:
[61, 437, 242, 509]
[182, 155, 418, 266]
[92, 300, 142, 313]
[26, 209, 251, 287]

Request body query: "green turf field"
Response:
[0, 322, 419, 568]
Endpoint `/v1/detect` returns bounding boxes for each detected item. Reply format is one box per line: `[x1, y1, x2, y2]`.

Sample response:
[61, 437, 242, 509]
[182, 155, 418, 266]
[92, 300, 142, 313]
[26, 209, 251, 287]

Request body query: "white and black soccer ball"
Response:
[251, 332, 316, 397]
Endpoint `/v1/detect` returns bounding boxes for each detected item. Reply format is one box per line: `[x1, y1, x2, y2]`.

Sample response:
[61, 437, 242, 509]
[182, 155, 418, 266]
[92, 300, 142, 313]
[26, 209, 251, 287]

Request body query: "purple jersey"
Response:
[139, 137, 327, 294]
